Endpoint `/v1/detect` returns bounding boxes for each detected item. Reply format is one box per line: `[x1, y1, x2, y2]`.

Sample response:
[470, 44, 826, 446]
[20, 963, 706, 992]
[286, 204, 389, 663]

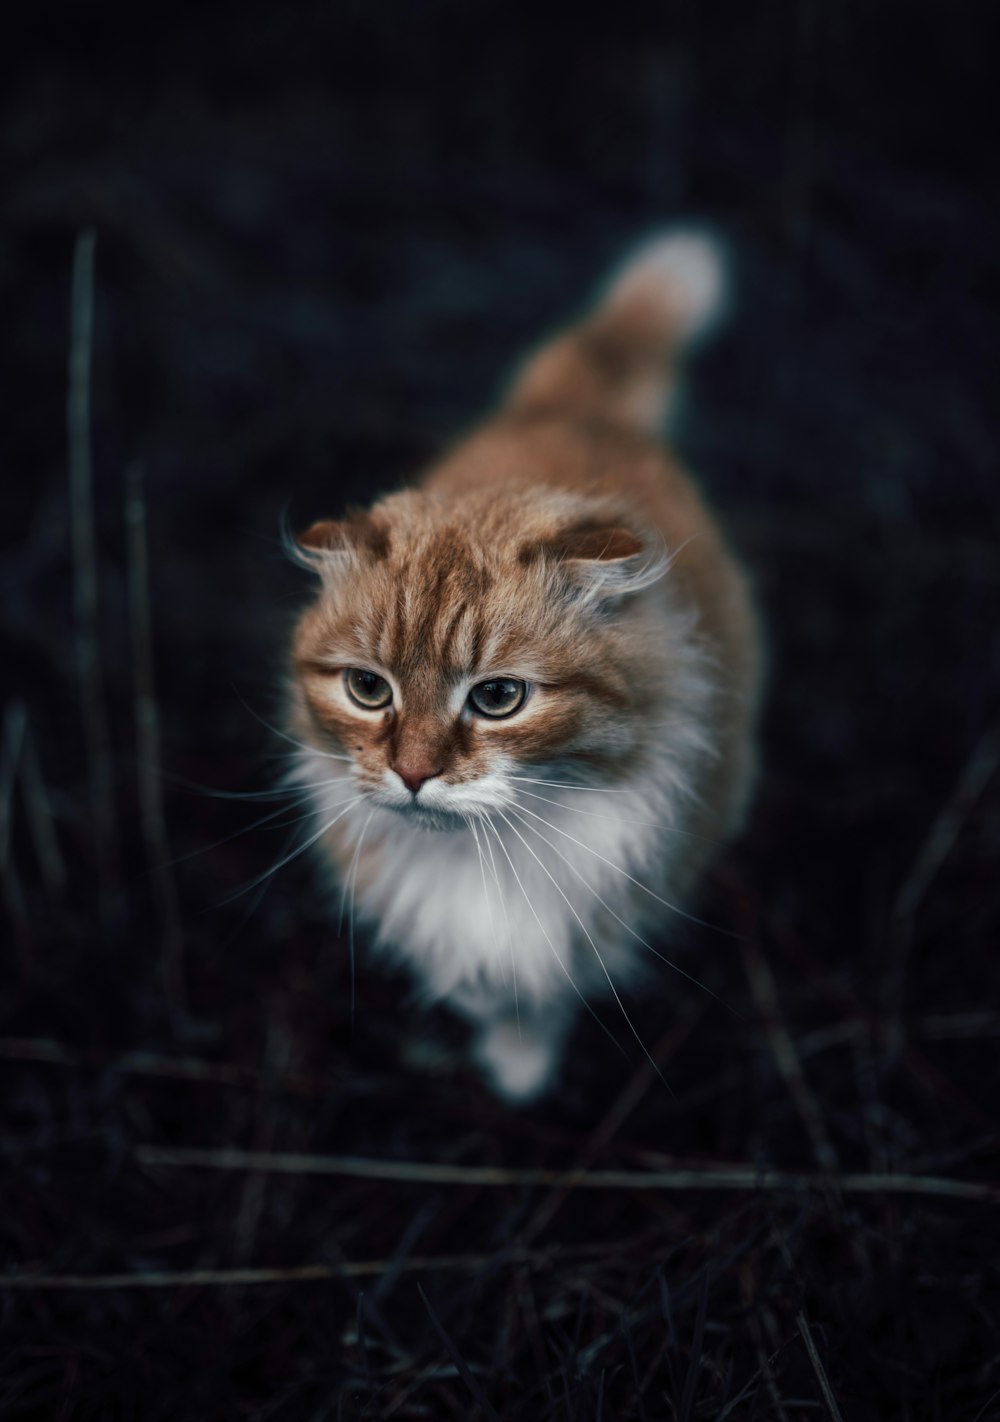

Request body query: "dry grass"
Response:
[2, 6, 998, 1417]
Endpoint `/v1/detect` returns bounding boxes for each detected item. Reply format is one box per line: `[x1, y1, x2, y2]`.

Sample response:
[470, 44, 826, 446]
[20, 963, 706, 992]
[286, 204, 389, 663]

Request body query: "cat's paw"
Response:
[474, 1017, 560, 1104]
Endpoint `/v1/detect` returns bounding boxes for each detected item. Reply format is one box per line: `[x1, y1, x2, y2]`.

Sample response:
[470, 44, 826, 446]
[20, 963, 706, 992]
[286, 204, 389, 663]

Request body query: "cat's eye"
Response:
[468, 678, 527, 719]
[345, 668, 393, 709]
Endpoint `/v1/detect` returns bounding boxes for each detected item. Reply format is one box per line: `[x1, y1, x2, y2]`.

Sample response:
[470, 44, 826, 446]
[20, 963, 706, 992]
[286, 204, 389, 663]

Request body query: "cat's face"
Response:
[290, 488, 667, 829]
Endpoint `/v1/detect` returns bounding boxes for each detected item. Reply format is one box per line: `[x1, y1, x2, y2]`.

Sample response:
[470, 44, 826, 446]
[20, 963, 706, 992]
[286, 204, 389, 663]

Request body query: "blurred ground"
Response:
[2, 4, 999, 1418]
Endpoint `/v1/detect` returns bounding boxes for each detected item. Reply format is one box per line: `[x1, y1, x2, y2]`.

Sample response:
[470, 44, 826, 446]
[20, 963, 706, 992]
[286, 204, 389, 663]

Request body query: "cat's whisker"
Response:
[218, 848, 282, 947]
[470, 813, 520, 1032]
[268, 746, 354, 767]
[168, 790, 361, 869]
[508, 776, 641, 795]
[478, 814, 626, 1060]
[511, 777, 710, 829]
[233, 689, 353, 764]
[217, 794, 367, 906]
[512, 785, 706, 839]
[465, 815, 504, 989]
[172, 773, 354, 803]
[506, 806, 735, 1013]
[338, 810, 368, 936]
[480, 815, 519, 1032]
[512, 801, 742, 941]
[494, 809, 670, 1091]
[467, 816, 520, 1022]
[343, 807, 376, 1021]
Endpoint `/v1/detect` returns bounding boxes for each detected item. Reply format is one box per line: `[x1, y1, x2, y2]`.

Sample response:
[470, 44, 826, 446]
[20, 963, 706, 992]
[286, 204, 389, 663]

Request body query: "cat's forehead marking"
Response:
[367, 527, 501, 681]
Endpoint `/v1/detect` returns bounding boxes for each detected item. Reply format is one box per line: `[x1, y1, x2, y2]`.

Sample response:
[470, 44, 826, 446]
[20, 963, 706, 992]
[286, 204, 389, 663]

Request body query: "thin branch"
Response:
[893, 722, 1000, 923]
[739, 1261, 791, 1422]
[0, 703, 30, 958]
[0, 1037, 346, 1095]
[885, 722, 1000, 1059]
[0, 1251, 545, 1292]
[68, 227, 120, 918]
[0, 696, 26, 858]
[796, 1312, 847, 1422]
[742, 939, 839, 1175]
[231, 1020, 291, 1272]
[132, 1144, 1000, 1204]
[0, 703, 28, 865]
[677, 1268, 710, 1422]
[522, 1015, 701, 1242]
[18, 713, 66, 893]
[919, 1011, 1000, 1040]
[418, 1284, 504, 1422]
[125, 459, 185, 1012]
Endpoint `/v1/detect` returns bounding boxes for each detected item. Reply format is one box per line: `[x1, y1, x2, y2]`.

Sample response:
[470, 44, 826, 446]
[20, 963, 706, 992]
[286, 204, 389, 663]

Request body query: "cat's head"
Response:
[289, 485, 672, 829]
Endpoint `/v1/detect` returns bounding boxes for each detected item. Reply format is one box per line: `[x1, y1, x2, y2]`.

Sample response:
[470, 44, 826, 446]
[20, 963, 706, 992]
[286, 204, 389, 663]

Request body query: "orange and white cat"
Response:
[288, 233, 761, 1101]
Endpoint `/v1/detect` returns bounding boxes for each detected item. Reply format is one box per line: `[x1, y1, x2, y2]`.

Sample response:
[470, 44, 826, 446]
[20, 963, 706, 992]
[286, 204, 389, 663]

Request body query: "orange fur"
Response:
[287, 232, 761, 1101]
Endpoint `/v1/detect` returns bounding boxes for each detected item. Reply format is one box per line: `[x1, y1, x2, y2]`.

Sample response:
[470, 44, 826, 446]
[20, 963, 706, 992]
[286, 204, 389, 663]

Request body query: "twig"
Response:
[380, 1359, 452, 1420]
[522, 1015, 701, 1241]
[0, 1036, 346, 1095]
[796, 1312, 847, 1422]
[918, 1011, 1000, 1040]
[0, 1252, 543, 1292]
[970, 1384, 1000, 1422]
[780, 0, 819, 315]
[132, 1144, 1000, 1203]
[742, 940, 839, 1174]
[884, 723, 1000, 1063]
[677, 1269, 710, 1422]
[68, 228, 120, 920]
[18, 713, 66, 893]
[125, 459, 185, 1012]
[6, 1011, 987, 1085]
[231, 1021, 291, 1270]
[418, 1284, 504, 1422]
[0, 703, 30, 959]
[0, 703, 27, 863]
[893, 723, 1000, 924]
[739, 1262, 790, 1422]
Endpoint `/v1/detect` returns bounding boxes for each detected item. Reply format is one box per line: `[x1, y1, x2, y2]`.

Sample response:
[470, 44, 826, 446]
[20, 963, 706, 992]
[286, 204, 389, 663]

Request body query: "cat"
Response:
[286, 231, 762, 1102]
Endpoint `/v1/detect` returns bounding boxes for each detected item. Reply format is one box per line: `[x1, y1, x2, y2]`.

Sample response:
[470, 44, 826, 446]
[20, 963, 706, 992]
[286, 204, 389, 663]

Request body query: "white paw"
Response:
[475, 1018, 560, 1104]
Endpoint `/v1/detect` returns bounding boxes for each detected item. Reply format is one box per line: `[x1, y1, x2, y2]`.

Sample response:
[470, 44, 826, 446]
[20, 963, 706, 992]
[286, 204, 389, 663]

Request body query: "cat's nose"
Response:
[393, 761, 442, 795]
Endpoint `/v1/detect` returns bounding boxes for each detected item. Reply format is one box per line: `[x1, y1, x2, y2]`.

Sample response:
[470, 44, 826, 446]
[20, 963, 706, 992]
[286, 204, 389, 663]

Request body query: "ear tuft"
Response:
[298, 519, 350, 553]
[525, 521, 668, 602]
[546, 524, 645, 564]
[289, 512, 390, 571]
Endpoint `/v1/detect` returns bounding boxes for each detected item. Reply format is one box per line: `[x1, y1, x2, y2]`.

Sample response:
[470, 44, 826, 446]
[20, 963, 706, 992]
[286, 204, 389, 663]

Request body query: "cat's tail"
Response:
[505, 230, 726, 434]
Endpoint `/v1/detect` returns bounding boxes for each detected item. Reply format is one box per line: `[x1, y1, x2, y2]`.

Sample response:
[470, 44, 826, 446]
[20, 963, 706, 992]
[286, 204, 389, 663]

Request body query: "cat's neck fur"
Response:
[291, 580, 716, 1007]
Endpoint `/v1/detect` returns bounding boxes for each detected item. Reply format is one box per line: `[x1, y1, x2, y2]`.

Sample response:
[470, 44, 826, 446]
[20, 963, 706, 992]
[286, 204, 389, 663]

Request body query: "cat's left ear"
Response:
[538, 523, 669, 600]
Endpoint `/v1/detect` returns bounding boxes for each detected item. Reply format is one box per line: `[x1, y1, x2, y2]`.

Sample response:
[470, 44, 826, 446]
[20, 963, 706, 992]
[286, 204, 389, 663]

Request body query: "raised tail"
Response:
[505, 230, 727, 434]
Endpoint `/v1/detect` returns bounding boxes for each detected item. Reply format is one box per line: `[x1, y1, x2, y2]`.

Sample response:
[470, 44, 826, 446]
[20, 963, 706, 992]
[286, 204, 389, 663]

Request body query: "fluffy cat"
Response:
[287, 232, 762, 1102]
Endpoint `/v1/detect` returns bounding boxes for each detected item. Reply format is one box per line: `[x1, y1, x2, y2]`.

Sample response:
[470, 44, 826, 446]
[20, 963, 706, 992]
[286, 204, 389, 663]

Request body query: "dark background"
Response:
[2, 3, 999, 1418]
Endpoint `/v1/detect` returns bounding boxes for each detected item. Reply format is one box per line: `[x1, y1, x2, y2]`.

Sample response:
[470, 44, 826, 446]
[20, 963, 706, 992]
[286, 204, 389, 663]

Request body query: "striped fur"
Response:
[288, 232, 762, 1101]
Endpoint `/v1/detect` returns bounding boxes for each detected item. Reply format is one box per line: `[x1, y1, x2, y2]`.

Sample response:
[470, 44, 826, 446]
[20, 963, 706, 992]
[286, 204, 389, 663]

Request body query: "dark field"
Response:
[2, 4, 999, 1418]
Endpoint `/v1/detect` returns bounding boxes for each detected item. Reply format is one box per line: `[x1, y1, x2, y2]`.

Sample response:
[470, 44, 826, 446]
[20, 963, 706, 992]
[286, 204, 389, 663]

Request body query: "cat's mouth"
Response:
[391, 801, 467, 833]
[398, 802, 466, 830]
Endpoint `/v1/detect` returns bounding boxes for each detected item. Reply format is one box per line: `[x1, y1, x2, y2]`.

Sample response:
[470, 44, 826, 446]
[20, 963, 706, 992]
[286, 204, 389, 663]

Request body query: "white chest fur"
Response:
[295, 749, 695, 1011]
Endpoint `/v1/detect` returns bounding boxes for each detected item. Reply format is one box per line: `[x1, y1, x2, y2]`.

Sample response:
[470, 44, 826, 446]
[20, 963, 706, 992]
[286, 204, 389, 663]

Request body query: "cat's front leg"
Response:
[449, 991, 573, 1104]
[473, 1012, 566, 1103]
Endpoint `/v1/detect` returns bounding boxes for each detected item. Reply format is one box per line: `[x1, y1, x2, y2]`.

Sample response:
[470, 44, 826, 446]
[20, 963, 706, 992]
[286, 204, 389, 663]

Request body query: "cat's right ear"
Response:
[285, 519, 351, 575]
[297, 520, 352, 553]
[287, 515, 389, 573]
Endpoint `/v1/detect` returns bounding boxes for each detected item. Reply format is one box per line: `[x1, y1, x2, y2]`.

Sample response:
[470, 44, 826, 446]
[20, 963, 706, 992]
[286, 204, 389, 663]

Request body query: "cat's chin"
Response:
[387, 802, 467, 834]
